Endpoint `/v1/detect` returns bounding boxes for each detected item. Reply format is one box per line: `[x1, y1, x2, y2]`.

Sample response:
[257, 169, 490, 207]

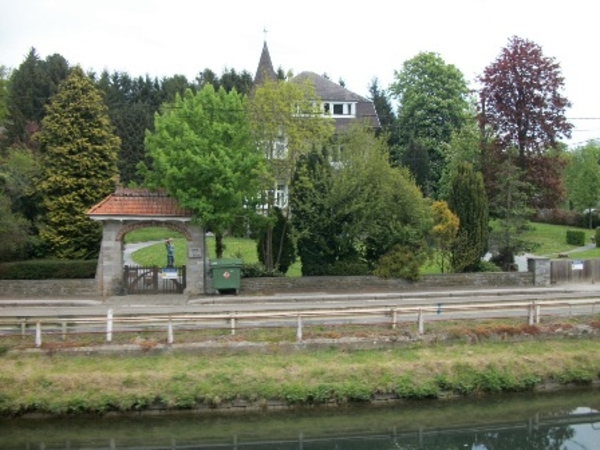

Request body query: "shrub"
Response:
[329, 259, 371, 276]
[566, 230, 585, 246]
[241, 262, 283, 278]
[532, 209, 580, 227]
[373, 245, 423, 281]
[0, 260, 97, 279]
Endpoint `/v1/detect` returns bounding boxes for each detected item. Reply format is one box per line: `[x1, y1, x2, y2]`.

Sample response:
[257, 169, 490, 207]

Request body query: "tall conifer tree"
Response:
[37, 66, 119, 259]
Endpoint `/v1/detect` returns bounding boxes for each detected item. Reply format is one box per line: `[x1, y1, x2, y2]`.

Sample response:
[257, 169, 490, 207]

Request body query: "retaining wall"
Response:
[0, 272, 533, 298]
[0, 279, 99, 298]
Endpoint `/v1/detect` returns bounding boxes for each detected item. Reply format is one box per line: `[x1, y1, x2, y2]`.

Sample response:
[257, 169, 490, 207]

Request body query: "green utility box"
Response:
[210, 258, 242, 294]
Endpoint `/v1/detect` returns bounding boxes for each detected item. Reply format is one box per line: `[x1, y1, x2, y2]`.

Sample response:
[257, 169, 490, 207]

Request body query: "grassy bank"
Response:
[1, 337, 599, 417]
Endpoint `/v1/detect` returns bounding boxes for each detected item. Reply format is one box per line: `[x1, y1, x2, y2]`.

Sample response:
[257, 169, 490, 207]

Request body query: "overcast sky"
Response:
[2, 0, 598, 147]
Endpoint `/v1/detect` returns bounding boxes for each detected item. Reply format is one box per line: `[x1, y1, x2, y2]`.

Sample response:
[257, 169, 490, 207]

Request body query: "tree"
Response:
[478, 36, 572, 209]
[390, 52, 471, 197]
[291, 124, 432, 277]
[0, 193, 30, 261]
[143, 84, 267, 258]
[565, 142, 600, 228]
[36, 66, 120, 259]
[247, 75, 334, 270]
[429, 200, 459, 273]
[0, 65, 10, 129]
[4, 49, 70, 148]
[446, 162, 489, 272]
[257, 207, 296, 274]
[368, 77, 398, 149]
[488, 150, 536, 270]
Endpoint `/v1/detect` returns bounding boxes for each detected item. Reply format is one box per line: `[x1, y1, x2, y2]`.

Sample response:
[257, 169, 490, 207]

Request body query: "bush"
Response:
[328, 259, 371, 276]
[532, 209, 580, 227]
[373, 245, 423, 281]
[241, 262, 283, 278]
[0, 260, 97, 279]
[566, 230, 585, 246]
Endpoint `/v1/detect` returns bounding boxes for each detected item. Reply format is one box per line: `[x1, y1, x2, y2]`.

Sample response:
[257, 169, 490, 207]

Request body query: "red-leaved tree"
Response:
[478, 36, 572, 209]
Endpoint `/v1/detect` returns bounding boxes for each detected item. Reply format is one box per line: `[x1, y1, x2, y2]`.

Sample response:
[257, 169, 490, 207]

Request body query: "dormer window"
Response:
[322, 102, 355, 117]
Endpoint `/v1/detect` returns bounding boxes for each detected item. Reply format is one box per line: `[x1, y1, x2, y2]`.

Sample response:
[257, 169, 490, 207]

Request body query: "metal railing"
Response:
[1, 298, 599, 348]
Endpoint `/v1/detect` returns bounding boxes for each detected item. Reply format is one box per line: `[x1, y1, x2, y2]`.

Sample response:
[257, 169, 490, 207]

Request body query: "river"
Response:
[1, 389, 599, 449]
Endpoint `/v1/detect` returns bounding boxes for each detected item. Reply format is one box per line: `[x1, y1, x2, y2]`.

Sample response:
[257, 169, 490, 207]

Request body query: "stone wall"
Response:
[241, 272, 534, 294]
[0, 279, 99, 298]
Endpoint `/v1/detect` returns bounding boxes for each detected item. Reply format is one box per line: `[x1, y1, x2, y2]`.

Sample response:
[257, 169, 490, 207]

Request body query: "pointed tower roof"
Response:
[253, 41, 278, 85]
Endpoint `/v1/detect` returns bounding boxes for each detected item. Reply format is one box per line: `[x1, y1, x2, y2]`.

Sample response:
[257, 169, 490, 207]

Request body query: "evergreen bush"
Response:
[565, 230, 585, 246]
[0, 260, 97, 279]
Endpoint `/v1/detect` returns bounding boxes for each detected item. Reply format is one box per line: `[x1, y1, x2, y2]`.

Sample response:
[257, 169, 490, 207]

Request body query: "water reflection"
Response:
[1, 390, 599, 449]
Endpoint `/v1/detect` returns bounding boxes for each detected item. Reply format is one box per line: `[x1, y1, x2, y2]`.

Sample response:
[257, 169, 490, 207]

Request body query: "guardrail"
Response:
[1, 298, 599, 348]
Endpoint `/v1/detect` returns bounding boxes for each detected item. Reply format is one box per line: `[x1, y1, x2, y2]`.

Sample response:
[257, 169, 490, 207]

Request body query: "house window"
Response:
[323, 103, 330, 114]
[333, 104, 344, 115]
[275, 184, 288, 209]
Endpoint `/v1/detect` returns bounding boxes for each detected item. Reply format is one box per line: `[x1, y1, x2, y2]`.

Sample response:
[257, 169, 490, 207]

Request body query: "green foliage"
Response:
[292, 124, 432, 277]
[256, 207, 296, 274]
[0, 193, 30, 262]
[566, 230, 585, 246]
[5, 48, 70, 146]
[564, 142, 600, 228]
[143, 85, 266, 253]
[36, 66, 119, 259]
[240, 262, 283, 278]
[373, 244, 425, 281]
[446, 162, 489, 272]
[247, 75, 334, 270]
[0, 65, 10, 126]
[0, 259, 96, 279]
[390, 51, 471, 197]
[596, 227, 600, 248]
[487, 150, 536, 270]
[429, 200, 459, 273]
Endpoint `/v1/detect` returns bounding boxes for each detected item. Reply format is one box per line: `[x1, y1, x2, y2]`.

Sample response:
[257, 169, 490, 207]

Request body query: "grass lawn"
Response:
[126, 222, 600, 277]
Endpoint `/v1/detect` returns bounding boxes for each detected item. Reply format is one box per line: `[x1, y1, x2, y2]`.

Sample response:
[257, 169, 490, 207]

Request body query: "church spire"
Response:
[253, 40, 277, 85]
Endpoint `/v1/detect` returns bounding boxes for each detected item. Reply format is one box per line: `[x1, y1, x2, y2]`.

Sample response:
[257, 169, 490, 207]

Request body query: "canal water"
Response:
[1, 389, 599, 449]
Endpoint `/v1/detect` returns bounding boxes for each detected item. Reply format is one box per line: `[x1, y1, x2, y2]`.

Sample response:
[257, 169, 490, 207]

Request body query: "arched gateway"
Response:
[87, 187, 207, 297]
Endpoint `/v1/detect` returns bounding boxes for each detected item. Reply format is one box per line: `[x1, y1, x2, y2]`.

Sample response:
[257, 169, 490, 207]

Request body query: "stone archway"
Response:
[87, 188, 207, 297]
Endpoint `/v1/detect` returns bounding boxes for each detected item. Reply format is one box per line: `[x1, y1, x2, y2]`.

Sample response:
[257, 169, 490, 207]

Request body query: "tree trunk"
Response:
[215, 231, 224, 259]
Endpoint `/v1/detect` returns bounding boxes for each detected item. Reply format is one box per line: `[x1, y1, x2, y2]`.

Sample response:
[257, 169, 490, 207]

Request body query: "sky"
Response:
[2, 0, 599, 147]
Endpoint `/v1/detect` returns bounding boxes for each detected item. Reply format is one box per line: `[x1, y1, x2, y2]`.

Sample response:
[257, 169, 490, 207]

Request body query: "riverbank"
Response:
[1, 331, 600, 417]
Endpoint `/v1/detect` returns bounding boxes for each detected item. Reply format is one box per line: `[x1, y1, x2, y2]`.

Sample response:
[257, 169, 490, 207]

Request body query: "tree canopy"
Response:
[36, 66, 119, 259]
[143, 84, 267, 256]
[478, 36, 572, 209]
[390, 52, 471, 197]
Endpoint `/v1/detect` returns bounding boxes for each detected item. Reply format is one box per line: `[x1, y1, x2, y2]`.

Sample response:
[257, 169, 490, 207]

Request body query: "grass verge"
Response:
[1, 319, 599, 416]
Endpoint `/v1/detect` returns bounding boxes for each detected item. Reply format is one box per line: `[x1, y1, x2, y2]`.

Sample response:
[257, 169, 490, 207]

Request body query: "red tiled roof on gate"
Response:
[87, 187, 193, 218]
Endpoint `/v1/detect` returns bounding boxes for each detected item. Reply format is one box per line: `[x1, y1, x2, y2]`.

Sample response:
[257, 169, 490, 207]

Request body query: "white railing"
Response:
[1, 298, 598, 348]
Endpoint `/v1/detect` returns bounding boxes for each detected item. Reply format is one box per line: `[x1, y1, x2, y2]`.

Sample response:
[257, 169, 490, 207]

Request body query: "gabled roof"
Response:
[293, 71, 381, 130]
[253, 41, 278, 85]
[293, 71, 369, 102]
[87, 187, 192, 221]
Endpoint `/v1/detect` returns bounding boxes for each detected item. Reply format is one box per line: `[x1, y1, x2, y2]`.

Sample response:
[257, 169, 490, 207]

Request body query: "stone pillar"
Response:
[527, 257, 551, 286]
[97, 221, 124, 297]
[184, 224, 208, 295]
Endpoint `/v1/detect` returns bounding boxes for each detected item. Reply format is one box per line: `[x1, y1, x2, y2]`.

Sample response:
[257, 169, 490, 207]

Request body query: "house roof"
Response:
[293, 71, 381, 130]
[87, 187, 193, 221]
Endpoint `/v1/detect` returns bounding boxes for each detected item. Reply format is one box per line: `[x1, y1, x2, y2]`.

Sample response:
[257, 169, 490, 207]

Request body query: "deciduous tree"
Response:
[247, 76, 334, 270]
[143, 85, 267, 258]
[565, 142, 600, 228]
[478, 36, 572, 209]
[390, 52, 471, 197]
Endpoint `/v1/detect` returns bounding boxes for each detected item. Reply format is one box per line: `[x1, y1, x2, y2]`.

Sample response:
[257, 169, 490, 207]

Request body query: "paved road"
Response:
[1, 284, 599, 318]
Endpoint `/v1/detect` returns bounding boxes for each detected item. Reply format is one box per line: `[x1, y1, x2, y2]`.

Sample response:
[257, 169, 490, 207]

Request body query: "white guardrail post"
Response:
[106, 308, 113, 342]
[296, 314, 303, 341]
[35, 321, 42, 347]
[167, 318, 174, 344]
[417, 308, 424, 335]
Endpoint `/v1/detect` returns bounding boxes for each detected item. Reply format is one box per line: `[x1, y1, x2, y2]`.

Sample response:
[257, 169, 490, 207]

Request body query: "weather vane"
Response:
[263, 26, 268, 41]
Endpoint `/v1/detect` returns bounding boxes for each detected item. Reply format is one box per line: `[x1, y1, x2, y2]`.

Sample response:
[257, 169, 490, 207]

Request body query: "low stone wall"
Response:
[241, 272, 534, 294]
[0, 279, 99, 298]
[0, 272, 533, 298]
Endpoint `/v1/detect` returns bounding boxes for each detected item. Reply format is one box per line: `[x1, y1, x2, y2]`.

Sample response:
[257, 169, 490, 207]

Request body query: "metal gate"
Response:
[123, 265, 186, 294]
